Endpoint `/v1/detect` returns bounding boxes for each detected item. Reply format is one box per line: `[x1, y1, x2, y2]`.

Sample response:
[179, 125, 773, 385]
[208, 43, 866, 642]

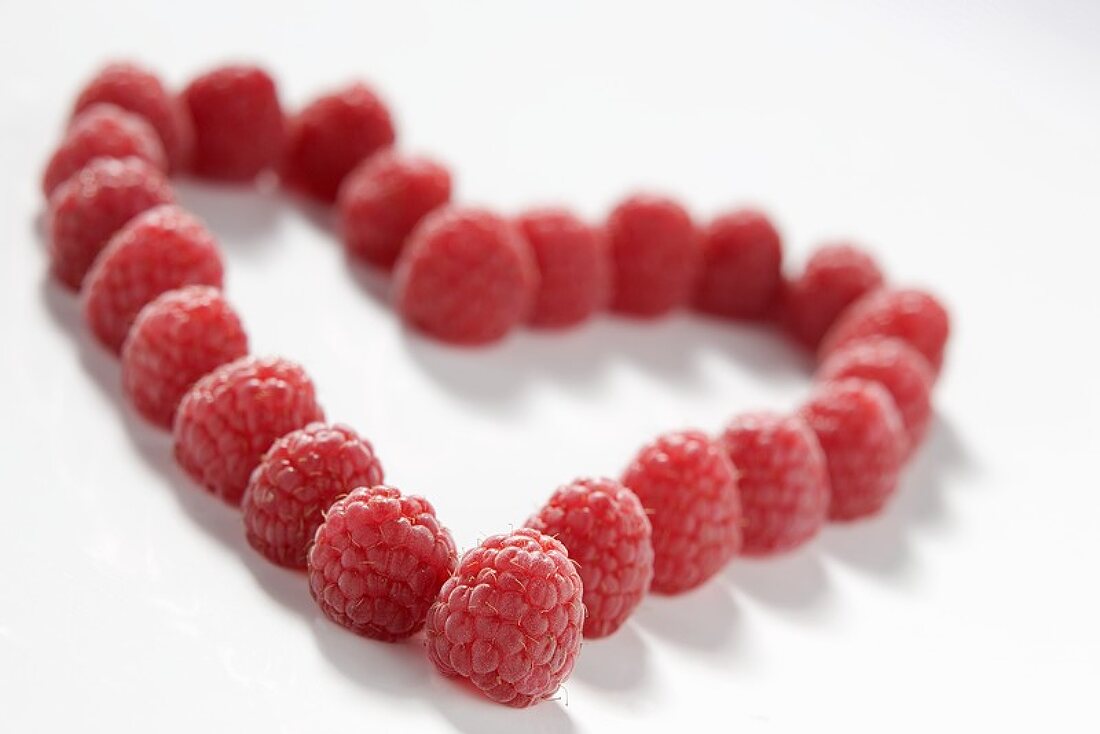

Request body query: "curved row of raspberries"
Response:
[41, 60, 951, 709]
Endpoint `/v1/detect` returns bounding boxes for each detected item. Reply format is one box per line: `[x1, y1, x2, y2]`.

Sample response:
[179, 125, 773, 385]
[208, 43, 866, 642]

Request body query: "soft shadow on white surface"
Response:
[633, 581, 741, 662]
[172, 178, 283, 247]
[726, 551, 832, 617]
[571, 623, 652, 693]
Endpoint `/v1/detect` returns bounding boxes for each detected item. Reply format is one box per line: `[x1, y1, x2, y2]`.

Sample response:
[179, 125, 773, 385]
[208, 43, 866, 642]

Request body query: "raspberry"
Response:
[337, 151, 452, 269]
[308, 485, 456, 641]
[47, 157, 175, 290]
[425, 529, 583, 708]
[182, 64, 285, 181]
[83, 205, 224, 353]
[719, 413, 829, 555]
[42, 103, 167, 197]
[280, 82, 396, 202]
[73, 61, 193, 172]
[121, 286, 248, 428]
[394, 207, 538, 345]
[799, 378, 907, 521]
[606, 194, 701, 317]
[517, 208, 611, 328]
[524, 477, 653, 638]
[820, 287, 951, 376]
[243, 423, 384, 569]
[817, 337, 934, 458]
[783, 243, 884, 348]
[621, 430, 742, 594]
[694, 209, 783, 320]
[173, 356, 325, 505]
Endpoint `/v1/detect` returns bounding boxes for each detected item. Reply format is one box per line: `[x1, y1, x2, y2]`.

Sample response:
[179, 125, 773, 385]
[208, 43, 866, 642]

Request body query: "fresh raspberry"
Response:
[621, 430, 742, 594]
[820, 287, 951, 376]
[42, 103, 167, 197]
[524, 477, 653, 638]
[243, 423, 385, 569]
[719, 412, 829, 555]
[337, 150, 452, 269]
[280, 82, 396, 202]
[308, 485, 456, 641]
[173, 356, 324, 505]
[83, 205, 224, 353]
[73, 61, 193, 172]
[394, 207, 538, 345]
[694, 209, 783, 320]
[799, 378, 907, 521]
[817, 337, 934, 458]
[517, 208, 611, 328]
[47, 157, 175, 290]
[606, 194, 701, 317]
[425, 529, 583, 708]
[121, 286, 248, 428]
[182, 64, 285, 181]
[783, 243, 884, 349]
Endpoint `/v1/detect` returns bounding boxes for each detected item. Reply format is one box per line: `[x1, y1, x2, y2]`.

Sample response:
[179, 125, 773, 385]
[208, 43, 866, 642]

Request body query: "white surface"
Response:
[2, 1, 1099, 731]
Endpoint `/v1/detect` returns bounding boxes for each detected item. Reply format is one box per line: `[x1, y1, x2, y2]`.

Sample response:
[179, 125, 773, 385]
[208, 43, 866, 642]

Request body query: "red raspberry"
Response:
[517, 208, 611, 328]
[73, 61, 193, 172]
[121, 286, 248, 428]
[83, 205, 224, 353]
[783, 243, 884, 349]
[606, 194, 701, 317]
[42, 103, 167, 197]
[694, 209, 783, 320]
[280, 82, 396, 202]
[524, 477, 653, 638]
[243, 423, 384, 569]
[47, 157, 175, 290]
[621, 430, 742, 594]
[719, 412, 829, 555]
[799, 378, 907, 521]
[817, 337, 934, 459]
[425, 528, 583, 708]
[394, 207, 538, 345]
[337, 151, 452, 269]
[308, 485, 456, 641]
[173, 356, 325, 505]
[820, 287, 951, 376]
[182, 64, 285, 181]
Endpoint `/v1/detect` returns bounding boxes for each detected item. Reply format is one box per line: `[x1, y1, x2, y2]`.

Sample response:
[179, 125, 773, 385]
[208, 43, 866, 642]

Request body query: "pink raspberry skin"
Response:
[425, 529, 584, 708]
[48, 157, 175, 290]
[820, 287, 951, 376]
[337, 150, 452, 269]
[42, 103, 167, 197]
[621, 430, 742, 594]
[308, 485, 457, 641]
[83, 205, 224, 353]
[121, 286, 248, 428]
[243, 423, 384, 569]
[525, 477, 653, 638]
[518, 208, 611, 328]
[173, 356, 325, 505]
[694, 209, 784, 320]
[799, 378, 907, 521]
[719, 412, 829, 555]
[817, 337, 934, 459]
[394, 207, 538, 345]
[182, 64, 285, 181]
[606, 194, 701, 317]
[73, 61, 193, 172]
[782, 243, 885, 349]
[280, 82, 396, 202]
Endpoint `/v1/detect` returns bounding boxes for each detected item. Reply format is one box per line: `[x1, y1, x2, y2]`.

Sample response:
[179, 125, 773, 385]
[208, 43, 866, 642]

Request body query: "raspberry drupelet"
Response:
[783, 243, 884, 349]
[694, 208, 784, 320]
[621, 430, 742, 594]
[243, 423, 384, 569]
[525, 477, 653, 638]
[425, 528, 584, 708]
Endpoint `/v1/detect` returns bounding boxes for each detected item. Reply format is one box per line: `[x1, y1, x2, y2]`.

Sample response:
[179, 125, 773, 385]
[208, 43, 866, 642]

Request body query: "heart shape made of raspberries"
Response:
[38, 60, 951, 714]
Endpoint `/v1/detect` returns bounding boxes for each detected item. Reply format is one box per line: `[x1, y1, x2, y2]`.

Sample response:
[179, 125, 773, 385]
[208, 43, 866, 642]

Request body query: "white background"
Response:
[2, 1, 1098, 731]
